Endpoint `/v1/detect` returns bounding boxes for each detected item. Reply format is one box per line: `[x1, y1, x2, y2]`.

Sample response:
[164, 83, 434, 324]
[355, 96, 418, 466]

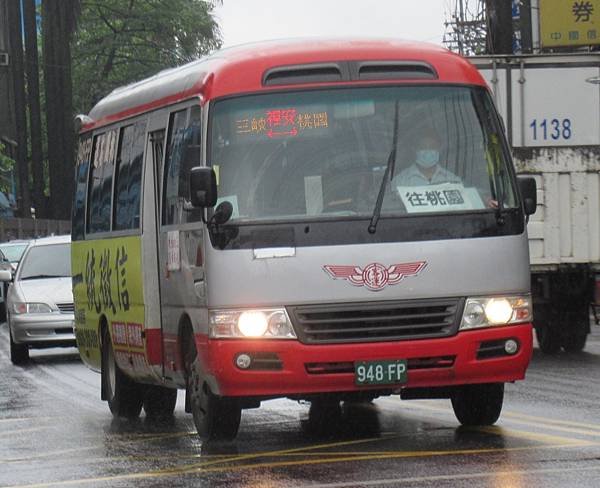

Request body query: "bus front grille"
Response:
[287, 298, 463, 344]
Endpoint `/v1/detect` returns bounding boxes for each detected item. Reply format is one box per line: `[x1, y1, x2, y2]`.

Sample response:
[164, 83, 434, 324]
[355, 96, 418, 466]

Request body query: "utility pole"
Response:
[443, 1, 487, 55]
[485, 0, 513, 54]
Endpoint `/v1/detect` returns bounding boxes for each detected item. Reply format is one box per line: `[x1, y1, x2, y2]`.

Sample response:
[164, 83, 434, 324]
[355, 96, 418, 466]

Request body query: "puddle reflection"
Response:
[301, 400, 381, 439]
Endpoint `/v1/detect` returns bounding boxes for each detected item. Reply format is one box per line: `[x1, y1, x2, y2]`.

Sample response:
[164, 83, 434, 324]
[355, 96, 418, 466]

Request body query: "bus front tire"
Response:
[144, 386, 178, 419]
[451, 383, 504, 426]
[186, 343, 241, 440]
[102, 329, 143, 419]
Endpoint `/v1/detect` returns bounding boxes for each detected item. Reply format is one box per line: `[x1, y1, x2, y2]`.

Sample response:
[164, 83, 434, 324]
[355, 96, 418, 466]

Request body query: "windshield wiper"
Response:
[368, 101, 399, 234]
[21, 274, 67, 280]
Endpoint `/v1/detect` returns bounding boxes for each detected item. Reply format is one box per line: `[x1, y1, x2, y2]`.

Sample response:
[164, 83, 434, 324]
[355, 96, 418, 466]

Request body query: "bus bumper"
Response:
[199, 323, 533, 398]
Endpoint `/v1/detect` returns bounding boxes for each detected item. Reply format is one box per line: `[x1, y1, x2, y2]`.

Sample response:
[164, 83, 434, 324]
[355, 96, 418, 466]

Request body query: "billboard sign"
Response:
[540, 0, 600, 47]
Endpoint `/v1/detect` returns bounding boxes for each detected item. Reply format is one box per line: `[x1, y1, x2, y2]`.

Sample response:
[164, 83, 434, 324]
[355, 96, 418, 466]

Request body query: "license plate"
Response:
[355, 359, 408, 386]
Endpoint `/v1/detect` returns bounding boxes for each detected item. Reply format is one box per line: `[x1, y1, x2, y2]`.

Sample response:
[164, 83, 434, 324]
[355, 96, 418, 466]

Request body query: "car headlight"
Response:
[12, 302, 53, 314]
[210, 308, 297, 339]
[460, 295, 532, 330]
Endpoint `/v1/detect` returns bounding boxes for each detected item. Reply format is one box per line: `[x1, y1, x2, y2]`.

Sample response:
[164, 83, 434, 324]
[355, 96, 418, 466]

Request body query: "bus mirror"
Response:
[213, 201, 233, 225]
[518, 176, 537, 216]
[190, 167, 217, 208]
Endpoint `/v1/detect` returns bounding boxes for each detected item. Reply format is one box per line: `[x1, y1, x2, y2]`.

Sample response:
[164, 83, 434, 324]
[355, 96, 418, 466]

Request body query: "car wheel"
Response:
[451, 383, 504, 426]
[185, 332, 241, 440]
[9, 322, 29, 365]
[144, 385, 178, 419]
[102, 328, 143, 418]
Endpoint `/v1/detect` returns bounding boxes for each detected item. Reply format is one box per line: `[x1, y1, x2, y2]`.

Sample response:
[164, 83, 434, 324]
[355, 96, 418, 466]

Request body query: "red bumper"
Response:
[198, 323, 533, 397]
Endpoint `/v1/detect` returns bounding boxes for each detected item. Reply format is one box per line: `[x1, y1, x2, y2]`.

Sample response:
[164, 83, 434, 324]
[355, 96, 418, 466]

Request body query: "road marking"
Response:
[0, 417, 54, 424]
[0, 436, 393, 487]
[4, 399, 600, 485]
[0, 427, 50, 438]
[475, 425, 596, 446]
[4, 438, 594, 488]
[504, 411, 600, 432]
[300, 465, 600, 487]
[381, 398, 600, 441]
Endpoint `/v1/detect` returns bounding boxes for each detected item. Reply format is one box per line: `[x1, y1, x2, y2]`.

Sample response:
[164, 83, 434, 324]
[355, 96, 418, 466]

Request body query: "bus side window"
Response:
[113, 121, 145, 231]
[72, 136, 92, 240]
[87, 129, 118, 234]
[163, 105, 202, 226]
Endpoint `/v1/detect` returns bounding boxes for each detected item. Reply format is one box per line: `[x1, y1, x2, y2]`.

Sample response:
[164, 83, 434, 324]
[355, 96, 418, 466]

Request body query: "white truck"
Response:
[471, 53, 600, 353]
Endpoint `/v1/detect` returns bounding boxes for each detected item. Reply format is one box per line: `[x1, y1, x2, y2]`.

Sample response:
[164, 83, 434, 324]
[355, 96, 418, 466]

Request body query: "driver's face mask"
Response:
[416, 149, 440, 168]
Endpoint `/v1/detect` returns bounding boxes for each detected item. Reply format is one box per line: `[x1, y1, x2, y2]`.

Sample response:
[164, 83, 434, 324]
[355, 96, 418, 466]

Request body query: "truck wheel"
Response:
[535, 325, 561, 354]
[185, 334, 241, 440]
[102, 328, 143, 418]
[562, 332, 588, 353]
[451, 383, 504, 426]
[9, 325, 29, 365]
[144, 385, 178, 419]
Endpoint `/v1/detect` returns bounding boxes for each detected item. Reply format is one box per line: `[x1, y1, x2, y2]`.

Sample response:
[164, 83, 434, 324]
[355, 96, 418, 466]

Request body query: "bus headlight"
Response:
[210, 308, 297, 339]
[238, 311, 268, 337]
[459, 295, 532, 330]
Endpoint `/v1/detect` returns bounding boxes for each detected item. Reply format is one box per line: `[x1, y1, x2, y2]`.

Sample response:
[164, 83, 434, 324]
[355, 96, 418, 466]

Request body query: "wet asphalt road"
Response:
[1, 322, 600, 488]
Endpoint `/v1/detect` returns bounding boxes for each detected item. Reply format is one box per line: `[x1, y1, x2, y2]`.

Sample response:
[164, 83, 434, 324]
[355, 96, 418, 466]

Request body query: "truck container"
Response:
[470, 53, 600, 353]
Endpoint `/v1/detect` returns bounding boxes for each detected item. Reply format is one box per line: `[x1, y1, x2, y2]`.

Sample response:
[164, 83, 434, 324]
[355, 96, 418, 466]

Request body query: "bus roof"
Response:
[83, 38, 486, 132]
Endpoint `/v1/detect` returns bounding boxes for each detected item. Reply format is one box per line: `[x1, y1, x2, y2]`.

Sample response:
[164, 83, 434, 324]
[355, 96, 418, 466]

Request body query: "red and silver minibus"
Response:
[72, 39, 537, 440]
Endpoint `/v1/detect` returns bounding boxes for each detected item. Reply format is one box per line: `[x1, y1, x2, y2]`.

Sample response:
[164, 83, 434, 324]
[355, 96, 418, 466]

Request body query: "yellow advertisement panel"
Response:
[71, 235, 144, 370]
[540, 0, 600, 47]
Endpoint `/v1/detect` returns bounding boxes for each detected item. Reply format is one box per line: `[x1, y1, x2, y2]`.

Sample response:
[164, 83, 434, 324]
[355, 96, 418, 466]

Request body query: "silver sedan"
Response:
[0, 235, 74, 364]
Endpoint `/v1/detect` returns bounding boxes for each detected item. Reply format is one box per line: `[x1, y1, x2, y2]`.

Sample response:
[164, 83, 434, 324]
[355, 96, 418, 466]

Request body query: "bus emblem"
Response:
[323, 262, 427, 291]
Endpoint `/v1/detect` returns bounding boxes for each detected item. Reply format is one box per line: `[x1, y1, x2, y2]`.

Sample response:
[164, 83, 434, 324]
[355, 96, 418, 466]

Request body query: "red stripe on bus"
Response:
[145, 329, 163, 365]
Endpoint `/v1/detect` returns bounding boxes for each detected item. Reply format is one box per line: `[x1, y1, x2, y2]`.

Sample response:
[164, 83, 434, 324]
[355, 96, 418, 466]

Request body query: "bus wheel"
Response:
[186, 343, 240, 440]
[102, 328, 143, 418]
[451, 383, 504, 426]
[144, 386, 178, 419]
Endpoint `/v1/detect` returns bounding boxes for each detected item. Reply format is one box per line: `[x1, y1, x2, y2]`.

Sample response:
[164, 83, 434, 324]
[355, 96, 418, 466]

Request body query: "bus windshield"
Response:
[209, 86, 517, 223]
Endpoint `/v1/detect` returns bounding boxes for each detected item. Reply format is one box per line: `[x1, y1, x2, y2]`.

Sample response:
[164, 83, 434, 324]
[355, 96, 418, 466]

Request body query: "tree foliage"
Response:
[0, 142, 15, 194]
[72, 0, 222, 114]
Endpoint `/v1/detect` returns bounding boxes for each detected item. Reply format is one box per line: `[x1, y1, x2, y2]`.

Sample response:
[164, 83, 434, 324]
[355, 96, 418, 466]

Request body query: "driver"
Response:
[392, 129, 461, 187]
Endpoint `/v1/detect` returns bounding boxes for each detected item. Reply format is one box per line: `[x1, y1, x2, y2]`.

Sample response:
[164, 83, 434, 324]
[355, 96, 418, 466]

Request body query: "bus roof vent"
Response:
[357, 61, 438, 81]
[263, 63, 344, 86]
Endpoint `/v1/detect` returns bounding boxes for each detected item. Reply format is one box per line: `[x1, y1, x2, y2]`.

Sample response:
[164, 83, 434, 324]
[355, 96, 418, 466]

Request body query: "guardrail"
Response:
[0, 217, 70, 242]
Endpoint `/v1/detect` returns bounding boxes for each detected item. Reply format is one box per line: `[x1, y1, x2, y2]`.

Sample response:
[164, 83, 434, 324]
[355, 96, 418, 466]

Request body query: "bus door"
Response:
[158, 104, 206, 384]
[140, 123, 166, 378]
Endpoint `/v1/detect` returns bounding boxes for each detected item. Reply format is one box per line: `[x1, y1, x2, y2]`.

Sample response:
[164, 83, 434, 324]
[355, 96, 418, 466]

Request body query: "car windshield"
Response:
[0, 243, 28, 262]
[19, 243, 71, 280]
[210, 85, 517, 223]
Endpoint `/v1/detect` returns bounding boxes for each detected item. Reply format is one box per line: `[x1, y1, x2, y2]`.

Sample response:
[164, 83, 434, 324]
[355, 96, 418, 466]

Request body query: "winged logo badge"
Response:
[323, 261, 427, 291]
